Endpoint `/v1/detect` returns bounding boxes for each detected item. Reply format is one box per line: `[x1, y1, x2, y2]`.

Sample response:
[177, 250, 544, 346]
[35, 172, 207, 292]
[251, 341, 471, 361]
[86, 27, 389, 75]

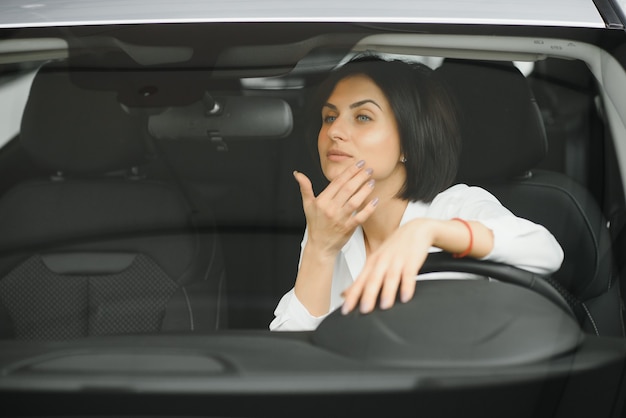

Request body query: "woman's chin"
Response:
[322, 160, 351, 179]
[321, 166, 343, 182]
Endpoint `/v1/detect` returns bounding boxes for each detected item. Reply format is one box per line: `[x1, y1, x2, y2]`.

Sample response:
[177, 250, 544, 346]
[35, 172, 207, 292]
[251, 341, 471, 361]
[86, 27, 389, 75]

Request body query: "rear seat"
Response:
[0, 63, 227, 340]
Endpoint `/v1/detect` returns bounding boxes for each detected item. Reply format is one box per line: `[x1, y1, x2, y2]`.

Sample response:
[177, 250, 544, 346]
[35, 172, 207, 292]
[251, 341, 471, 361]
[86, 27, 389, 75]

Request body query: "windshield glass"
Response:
[0, 19, 625, 418]
[0, 23, 622, 332]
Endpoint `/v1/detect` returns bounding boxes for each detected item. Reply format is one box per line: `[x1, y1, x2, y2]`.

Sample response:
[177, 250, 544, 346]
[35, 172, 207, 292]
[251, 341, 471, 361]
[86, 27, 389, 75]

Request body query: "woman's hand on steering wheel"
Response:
[341, 218, 437, 315]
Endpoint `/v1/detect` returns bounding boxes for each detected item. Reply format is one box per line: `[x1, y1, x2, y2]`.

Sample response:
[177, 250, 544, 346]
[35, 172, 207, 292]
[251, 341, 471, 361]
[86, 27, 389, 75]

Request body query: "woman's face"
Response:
[318, 74, 405, 190]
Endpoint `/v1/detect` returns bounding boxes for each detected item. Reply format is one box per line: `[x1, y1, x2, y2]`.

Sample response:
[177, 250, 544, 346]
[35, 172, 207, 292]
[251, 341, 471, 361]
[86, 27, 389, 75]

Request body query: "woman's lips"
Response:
[327, 150, 353, 162]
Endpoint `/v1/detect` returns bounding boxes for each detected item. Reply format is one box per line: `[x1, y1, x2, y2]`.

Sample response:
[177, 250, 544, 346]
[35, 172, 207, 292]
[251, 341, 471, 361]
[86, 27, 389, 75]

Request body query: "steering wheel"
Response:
[312, 253, 583, 368]
[420, 252, 576, 319]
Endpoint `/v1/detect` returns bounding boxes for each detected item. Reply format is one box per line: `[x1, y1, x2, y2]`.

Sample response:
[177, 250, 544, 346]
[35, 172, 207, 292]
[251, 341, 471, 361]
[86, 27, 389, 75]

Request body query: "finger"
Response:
[323, 160, 369, 200]
[399, 265, 418, 303]
[342, 176, 375, 214]
[347, 196, 379, 228]
[397, 249, 426, 303]
[340, 275, 367, 315]
[357, 262, 389, 314]
[293, 171, 315, 204]
[333, 167, 374, 205]
[378, 261, 404, 310]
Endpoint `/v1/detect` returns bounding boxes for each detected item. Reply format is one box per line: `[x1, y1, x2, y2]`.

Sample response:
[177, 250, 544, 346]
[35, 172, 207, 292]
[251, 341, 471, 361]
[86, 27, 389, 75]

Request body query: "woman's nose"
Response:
[327, 117, 347, 141]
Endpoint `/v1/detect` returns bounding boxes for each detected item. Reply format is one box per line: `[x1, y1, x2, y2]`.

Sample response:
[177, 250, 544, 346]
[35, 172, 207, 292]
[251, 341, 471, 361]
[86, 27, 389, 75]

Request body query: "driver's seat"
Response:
[436, 59, 624, 337]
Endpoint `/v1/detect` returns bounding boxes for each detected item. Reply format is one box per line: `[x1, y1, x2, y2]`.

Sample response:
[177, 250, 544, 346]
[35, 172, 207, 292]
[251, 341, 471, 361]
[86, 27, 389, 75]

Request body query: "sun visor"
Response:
[148, 95, 293, 141]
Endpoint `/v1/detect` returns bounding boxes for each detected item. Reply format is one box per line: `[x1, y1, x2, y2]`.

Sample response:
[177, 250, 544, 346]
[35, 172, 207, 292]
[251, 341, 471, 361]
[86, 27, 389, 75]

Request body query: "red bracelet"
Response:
[451, 218, 473, 258]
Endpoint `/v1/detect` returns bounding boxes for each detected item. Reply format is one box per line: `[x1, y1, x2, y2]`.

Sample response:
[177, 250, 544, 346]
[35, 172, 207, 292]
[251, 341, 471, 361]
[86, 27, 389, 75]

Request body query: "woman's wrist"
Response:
[302, 241, 339, 263]
[409, 218, 439, 246]
[409, 218, 486, 258]
[434, 218, 493, 258]
[295, 243, 337, 317]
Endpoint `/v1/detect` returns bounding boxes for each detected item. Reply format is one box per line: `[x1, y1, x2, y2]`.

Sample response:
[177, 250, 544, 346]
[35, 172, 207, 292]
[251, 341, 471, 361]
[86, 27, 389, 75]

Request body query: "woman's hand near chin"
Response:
[291, 160, 378, 316]
[293, 160, 378, 256]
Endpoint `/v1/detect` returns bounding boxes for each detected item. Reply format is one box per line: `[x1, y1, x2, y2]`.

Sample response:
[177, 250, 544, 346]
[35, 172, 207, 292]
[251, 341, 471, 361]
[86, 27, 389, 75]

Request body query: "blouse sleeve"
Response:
[269, 288, 330, 331]
[431, 184, 564, 276]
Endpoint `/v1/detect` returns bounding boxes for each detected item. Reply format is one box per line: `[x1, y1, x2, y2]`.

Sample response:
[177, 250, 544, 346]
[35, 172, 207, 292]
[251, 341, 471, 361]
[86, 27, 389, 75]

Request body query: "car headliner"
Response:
[0, 0, 606, 29]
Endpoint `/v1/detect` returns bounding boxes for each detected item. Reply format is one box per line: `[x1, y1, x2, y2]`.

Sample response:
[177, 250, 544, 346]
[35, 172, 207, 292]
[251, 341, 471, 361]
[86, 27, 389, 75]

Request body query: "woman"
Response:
[270, 55, 564, 331]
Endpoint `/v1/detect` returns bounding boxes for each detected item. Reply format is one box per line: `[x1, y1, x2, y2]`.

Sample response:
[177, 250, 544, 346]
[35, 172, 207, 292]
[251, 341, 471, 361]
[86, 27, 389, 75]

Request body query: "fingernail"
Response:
[380, 297, 391, 310]
[293, 170, 299, 177]
[371, 197, 379, 207]
[356, 160, 365, 168]
[365, 168, 373, 176]
[359, 301, 372, 314]
[367, 179, 375, 188]
[400, 290, 411, 303]
[341, 304, 350, 315]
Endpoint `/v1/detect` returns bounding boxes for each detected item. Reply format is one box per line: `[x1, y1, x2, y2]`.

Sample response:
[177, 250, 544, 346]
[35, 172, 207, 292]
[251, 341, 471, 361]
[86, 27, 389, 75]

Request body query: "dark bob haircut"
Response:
[309, 54, 461, 203]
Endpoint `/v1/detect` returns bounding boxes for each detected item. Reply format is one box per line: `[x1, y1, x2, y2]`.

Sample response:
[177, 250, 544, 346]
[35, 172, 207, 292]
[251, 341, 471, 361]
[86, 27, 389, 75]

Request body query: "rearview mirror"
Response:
[148, 95, 293, 140]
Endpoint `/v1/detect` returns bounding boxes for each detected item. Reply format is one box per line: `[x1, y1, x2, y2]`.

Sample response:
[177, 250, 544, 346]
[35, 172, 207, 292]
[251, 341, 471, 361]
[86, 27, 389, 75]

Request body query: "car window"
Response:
[0, 12, 625, 417]
[0, 68, 36, 149]
[0, 28, 617, 327]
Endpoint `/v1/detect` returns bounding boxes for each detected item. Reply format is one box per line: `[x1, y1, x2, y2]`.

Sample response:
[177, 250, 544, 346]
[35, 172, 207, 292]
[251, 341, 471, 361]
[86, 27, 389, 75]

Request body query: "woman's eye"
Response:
[356, 114, 371, 122]
[323, 115, 337, 123]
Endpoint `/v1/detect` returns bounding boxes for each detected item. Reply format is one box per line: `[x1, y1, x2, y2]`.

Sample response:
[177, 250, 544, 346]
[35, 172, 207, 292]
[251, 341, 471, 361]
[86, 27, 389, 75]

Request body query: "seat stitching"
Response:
[182, 286, 194, 331]
[581, 302, 599, 336]
[214, 270, 226, 331]
[202, 231, 217, 282]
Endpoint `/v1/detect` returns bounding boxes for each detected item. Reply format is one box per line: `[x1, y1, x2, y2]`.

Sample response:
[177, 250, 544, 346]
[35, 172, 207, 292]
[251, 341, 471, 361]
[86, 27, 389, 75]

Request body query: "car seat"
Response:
[0, 63, 227, 340]
[435, 59, 625, 337]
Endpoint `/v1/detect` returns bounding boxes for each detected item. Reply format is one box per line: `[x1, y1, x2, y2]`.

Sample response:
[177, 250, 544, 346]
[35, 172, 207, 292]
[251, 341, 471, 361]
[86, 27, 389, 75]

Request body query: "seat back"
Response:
[435, 59, 624, 337]
[0, 64, 226, 340]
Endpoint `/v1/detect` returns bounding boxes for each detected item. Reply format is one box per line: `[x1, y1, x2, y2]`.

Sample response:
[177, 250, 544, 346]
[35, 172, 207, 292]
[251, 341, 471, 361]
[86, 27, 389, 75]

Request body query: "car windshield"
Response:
[1, 2, 626, 417]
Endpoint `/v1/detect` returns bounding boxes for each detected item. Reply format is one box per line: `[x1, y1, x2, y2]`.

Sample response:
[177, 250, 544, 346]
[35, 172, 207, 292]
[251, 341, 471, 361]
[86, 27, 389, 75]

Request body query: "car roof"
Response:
[0, 0, 608, 29]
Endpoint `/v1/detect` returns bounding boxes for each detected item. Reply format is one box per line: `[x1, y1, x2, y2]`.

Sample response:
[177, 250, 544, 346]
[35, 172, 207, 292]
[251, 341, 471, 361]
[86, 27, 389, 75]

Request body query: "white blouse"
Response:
[269, 184, 564, 331]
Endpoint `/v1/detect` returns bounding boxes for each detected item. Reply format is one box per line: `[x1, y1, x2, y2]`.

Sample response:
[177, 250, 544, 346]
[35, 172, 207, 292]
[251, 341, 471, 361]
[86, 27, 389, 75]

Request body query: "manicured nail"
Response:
[365, 168, 373, 176]
[293, 170, 298, 177]
[341, 304, 350, 315]
[371, 197, 379, 207]
[400, 290, 411, 303]
[356, 160, 365, 168]
[367, 179, 375, 188]
[380, 297, 391, 310]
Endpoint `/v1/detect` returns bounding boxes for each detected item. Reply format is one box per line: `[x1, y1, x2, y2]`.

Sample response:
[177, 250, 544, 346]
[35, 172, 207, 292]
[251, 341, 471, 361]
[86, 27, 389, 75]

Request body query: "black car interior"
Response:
[0, 38, 624, 340]
[436, 59, 625, 337]
[0, 19, 626, 417]
[0, 64, 227, 339]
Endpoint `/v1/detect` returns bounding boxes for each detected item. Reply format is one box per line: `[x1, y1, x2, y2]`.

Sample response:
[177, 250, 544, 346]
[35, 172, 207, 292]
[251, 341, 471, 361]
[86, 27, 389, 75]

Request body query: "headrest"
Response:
[435, 60, 547, 184]
[20, 64, 147, 174]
